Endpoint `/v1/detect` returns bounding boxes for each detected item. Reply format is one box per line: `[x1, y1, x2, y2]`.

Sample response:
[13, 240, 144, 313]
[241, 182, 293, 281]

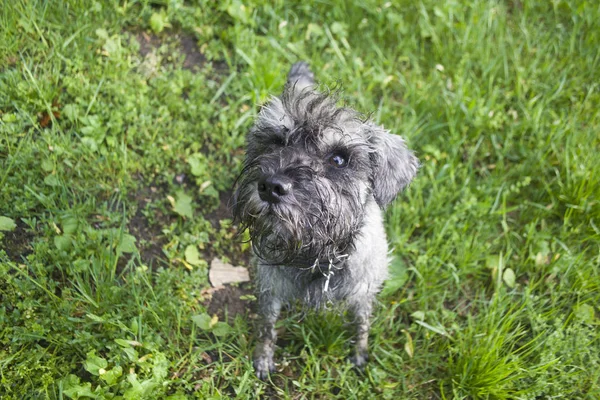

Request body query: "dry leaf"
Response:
[209, 257, 250, 288]
[39, 98, 61, 128]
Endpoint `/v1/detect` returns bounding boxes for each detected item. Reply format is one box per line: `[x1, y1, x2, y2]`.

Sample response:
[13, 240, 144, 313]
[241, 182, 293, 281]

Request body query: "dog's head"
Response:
[233, 67, 418, 265]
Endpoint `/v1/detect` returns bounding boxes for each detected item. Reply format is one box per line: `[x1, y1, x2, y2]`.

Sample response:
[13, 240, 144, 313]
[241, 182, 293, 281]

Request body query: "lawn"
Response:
[1, 0, 599, 398]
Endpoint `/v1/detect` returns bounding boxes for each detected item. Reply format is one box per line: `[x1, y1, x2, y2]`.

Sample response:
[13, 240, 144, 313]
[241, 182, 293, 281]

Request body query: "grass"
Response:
[1, 0, 599, 398]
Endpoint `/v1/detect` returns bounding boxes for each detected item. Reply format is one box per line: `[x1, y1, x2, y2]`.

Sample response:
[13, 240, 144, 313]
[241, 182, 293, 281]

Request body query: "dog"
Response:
[233, 62, 418, 379]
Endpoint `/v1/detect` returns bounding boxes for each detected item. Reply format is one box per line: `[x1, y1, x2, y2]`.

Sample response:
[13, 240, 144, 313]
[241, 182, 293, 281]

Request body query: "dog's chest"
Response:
[291, 262, 351, 305]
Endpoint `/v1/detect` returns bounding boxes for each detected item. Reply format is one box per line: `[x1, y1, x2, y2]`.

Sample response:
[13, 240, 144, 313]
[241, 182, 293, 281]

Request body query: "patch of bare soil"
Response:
[1, 220, 34, 262]
[137, 31, 163, 58]
[205, 190, 233, 229]
[199, 189, 251, 267]
[125, 181, 173, 269]
[206, 283, 254, 324]
[135, 31, 227, 73]
[179, 34, 206, 72]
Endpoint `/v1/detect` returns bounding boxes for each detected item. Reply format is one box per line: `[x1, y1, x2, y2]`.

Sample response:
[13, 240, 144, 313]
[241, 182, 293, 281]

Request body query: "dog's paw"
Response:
[254, 355, 276, 380]
[349, 351, 369, 371]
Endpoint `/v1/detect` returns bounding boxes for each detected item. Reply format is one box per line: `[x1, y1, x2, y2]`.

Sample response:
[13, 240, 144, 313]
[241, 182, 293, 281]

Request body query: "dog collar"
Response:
[309, 254, 349, 292]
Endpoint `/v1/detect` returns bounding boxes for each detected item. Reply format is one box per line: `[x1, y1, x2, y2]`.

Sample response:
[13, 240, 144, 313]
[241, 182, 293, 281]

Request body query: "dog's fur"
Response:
[233, 62, 418, 379]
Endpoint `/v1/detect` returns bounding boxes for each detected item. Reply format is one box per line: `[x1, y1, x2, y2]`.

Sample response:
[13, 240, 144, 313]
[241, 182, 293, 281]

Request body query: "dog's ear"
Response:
[286, 61, 315, 92]
[366, 124, 419, 207]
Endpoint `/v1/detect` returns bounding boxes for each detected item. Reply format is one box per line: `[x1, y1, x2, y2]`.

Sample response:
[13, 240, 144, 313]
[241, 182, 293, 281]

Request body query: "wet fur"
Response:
[233, 62, 419, 379]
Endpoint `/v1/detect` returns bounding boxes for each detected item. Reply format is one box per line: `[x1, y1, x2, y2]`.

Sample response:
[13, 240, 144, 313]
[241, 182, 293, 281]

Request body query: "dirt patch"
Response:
[128, 213, 167, 268]
[197, 189, 251, 268]
[125, 181, 173, 269]
[206, 283, 255, 324]
[136, 31, 206, 71]
[205, 190, 233, 229]
[135, 31, 227, 73]
[122, 175, 250, 272]
[179, 34, 206, 72]
[136, 31, 163, 58]
[1, 220, 34, 262]
[122, 174, 250, 272]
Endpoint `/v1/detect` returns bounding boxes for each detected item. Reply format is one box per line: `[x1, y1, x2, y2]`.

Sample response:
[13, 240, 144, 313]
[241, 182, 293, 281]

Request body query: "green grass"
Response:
[1, 0, 599, 398]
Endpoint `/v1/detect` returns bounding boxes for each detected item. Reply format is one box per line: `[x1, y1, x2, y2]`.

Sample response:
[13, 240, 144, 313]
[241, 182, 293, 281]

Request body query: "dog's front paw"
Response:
[349, 351, 369, 371]
[254, 355, 276, 380]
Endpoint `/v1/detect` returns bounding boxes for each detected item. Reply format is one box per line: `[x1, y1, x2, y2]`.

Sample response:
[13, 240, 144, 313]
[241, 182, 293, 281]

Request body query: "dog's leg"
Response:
[348, 298, 373, 369]
[253, 294, 282, 379]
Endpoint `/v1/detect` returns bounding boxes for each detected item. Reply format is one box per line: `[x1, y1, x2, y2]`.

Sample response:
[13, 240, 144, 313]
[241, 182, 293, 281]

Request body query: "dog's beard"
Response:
[249, 207, 351, 266]
[233, 176, 364, 266]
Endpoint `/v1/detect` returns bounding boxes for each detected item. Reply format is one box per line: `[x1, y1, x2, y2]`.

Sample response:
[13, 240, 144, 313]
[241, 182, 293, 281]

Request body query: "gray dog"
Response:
[233, 62, 418, 379]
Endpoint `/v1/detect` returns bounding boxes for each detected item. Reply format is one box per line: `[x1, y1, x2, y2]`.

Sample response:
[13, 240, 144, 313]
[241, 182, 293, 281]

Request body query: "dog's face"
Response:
[233, 87, 418, 265]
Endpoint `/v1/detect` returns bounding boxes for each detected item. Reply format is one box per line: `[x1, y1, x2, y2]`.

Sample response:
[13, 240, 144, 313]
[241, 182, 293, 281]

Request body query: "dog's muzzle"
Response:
[257, 174, 292, 204]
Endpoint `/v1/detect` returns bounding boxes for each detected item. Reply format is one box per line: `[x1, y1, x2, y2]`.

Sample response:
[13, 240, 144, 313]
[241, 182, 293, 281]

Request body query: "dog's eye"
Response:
[269, 135, 285, 146]
[328, 153, 348, 168]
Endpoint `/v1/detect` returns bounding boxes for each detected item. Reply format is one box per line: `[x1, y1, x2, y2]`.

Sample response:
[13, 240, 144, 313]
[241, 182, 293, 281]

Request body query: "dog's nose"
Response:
[257, 175, 292, 203]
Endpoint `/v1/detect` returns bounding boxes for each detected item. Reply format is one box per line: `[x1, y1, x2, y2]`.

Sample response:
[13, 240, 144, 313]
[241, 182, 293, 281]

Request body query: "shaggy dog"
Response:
[233, 62, 418, 379]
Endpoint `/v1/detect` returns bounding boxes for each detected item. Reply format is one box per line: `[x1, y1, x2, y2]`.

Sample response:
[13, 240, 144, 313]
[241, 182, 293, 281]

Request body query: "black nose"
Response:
[257, 175, 292, 203]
